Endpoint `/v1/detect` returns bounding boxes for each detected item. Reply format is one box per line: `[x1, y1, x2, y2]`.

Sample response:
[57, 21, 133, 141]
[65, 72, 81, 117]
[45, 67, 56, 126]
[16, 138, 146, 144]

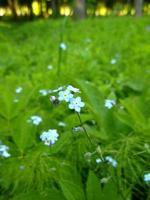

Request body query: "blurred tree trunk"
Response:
[74, 0, 86, 19]
[26, 0, 34, 19]
[51, 0, 60, 17]
[8, 0, 18, 19]
[134, 0, 143, 16]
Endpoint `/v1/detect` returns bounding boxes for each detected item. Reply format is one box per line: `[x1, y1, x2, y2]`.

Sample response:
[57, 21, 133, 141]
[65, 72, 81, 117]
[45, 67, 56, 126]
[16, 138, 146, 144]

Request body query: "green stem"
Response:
[76, 112, 93, 146]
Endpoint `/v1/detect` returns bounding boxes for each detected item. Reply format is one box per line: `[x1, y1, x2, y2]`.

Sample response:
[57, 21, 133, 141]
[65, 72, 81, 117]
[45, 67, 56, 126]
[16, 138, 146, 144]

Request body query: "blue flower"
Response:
[40, 129, 59, 146]
[68, 97, 85, 112]
[96, 158, 102, 164]
[105, 156, 117, 167]
[28, 116, 42, 125]
[60, 42, 67, 50]
[58, 90, 73, 102]
[144, 173, 150, 182]
[104, 99, 116, 109]
[15, 87, 23, 93]
[39, 89, 48, 96]
[0, 143, 10, 158]
[67, 85, 80, 93]
[110, 58, 117, 64]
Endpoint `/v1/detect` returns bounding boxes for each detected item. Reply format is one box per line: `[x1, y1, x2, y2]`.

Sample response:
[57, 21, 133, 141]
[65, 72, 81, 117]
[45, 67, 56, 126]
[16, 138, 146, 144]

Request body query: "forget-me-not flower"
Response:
[60, 42, 67, 50]
[144, 173, 150, 182]
[110, 58, 117, 64]
[0, 143, 10, 158]
[58, 90, 73, 102]
[15, 87, 23, 93]
[105, 156, 117, 167]
[67, 85, 80, 93]
[39, 89, 48, 96]
[68, 97, 85, 112]
[28, 116, 42, 125]
[104, 99, 116, 109]
[40, 129, 59, 146]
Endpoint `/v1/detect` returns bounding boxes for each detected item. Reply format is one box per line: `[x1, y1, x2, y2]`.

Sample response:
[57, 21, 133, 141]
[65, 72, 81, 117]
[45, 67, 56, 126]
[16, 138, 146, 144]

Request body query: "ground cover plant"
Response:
[0, 17, 150, 200]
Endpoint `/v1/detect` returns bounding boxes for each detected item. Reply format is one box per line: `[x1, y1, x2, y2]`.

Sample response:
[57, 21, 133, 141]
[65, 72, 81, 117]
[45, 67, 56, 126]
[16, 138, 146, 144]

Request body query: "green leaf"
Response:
[86, 171, 122, 200]
[86, 171, 102, 200]
[60, 180, 85, 200]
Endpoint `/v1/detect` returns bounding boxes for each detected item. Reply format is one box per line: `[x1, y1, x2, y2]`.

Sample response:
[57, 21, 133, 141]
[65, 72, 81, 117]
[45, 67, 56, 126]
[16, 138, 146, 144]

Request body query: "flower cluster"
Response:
[105, 156, 117, 167]
[50, 85, 85, 113]
[96, 156, 117, 168]
[0, 142, 10, 158]
[40, 129, 59, 146]
[28, 115, 42, 125]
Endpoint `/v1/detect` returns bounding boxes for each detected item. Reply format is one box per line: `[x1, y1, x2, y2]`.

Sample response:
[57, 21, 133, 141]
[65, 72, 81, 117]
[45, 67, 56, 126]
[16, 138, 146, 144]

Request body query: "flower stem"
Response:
[76, 112, 93, 146]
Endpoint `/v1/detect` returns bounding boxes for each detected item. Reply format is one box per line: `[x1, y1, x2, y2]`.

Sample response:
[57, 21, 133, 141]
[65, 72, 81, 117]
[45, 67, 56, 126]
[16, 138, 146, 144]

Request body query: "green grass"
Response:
[0, 17, 150, 200]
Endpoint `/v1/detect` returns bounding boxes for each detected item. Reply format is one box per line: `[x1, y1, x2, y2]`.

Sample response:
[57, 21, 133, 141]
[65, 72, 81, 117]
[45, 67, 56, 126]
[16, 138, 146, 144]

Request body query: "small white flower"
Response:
[47, 65, 53, 70]
[110, 59, 117, 64]
[72, 126, 83, 132]
[105, 156, 117, 168]
[15, 87, 23, 93]
[0, 144, 10, 158]
[104, 99, 116, 109]
[28, 116, 42, 125]
[39, 89, 48, 96]
[58, 121, 66, 127]
[96, 158, 102, 164]
[58, 90, 73, 102]
[60, 42, 67, 50]
[40, 129, 59, 146]
[144, 173, 150, 182]
[69, 97, 85, 112]
[67, 85, 80, 93]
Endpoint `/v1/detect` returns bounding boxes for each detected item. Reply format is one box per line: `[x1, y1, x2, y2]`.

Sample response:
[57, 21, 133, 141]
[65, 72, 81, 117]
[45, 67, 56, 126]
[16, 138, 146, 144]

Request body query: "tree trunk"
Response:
[134, 0, 143, 17]
[8, 0, 17, 19]
[51, 0, 60, 18]
[74, 0, 86, 19]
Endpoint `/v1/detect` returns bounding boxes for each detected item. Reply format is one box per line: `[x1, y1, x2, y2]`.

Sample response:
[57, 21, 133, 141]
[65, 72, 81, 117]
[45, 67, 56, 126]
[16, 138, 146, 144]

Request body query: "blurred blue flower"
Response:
[15, 87, 23, 93]
[39, 89, 48, 96]
[104, 99, 116, 109]
[0, 142, 10, 158]
[40, 129, 59, 146]
[60, 42, 67, 50]
[67, 85, 80, 93]
[96, 158, 102, 164]
[144, 173, 150, 182]
[110, 58, 117, 64]
[105, 156, 117, 167]
[28, 116, 42, 125]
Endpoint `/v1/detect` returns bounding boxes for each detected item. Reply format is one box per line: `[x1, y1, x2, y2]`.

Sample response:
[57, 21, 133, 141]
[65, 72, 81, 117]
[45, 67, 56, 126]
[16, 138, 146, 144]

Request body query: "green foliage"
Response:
[0, 18, 150, 200]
